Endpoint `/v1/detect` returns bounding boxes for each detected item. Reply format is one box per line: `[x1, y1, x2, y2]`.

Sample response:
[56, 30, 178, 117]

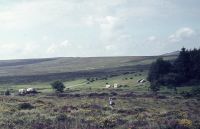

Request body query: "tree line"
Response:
[148, 47, 200, 93]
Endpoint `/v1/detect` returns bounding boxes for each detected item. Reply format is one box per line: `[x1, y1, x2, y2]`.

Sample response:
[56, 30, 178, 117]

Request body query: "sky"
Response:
[0, 0, 200, 59]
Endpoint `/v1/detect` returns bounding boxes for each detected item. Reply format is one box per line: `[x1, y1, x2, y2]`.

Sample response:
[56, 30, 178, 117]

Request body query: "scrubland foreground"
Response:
[0, 89, 199, 129]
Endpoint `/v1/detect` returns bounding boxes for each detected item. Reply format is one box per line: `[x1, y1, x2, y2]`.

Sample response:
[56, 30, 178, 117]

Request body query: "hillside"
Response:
[0, 55, 177, 84]
[162, 51, 180, 56]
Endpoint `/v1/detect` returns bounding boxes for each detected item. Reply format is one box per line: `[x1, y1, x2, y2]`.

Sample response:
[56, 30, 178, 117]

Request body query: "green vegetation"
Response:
[148, 48, 200, 94]
[51, 81, 65, 93]
[4, 89, 10, 96]
[180, 87, 200, 98]
[18, 102, 34, 110]
[148, 58, 171, 94]
[0, 52, 199, 129]
[0, 69, 198, 129]
[0, 88, 199, 129]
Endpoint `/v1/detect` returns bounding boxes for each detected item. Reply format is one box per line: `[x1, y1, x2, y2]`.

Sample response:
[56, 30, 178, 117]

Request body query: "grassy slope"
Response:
[0, 56, 177, 77]
[1, 70, 197, 94]
[0, 72, 147, 93]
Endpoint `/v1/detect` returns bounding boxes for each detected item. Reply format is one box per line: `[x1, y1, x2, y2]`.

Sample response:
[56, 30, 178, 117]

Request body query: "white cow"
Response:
[105, 84, 111, 88]
[26, 88, 36, 93]
[114, 83, 118, 88]
[140, 79, 146, 83]
[19, 89, 26, 95]
[138, 79, 146, 83]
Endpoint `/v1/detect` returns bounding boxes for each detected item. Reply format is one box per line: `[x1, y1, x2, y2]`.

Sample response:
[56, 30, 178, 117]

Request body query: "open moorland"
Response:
[0, 54, 199, 129]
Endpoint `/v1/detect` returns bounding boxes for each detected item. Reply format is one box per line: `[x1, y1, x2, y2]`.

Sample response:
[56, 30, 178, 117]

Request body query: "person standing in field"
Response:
[109, 97, 114, 108]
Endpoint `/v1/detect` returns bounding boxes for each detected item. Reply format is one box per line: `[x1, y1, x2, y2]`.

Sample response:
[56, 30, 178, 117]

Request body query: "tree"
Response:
[173, 47, 190, 82]
[147, 58, 172, 83]
[189, 48, 200, 80]
[149, 80, 160, 95]
[4, 89, 10, 96]
[147, 58, 172, 94]
[148, 47, 200, 92]
[161, 73, 182, 93]
[51, 81, 65, 93]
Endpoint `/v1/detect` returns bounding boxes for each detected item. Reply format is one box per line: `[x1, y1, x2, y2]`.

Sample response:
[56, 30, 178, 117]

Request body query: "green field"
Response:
[0, 71, 148, 93]
[1, 70, 196, 94]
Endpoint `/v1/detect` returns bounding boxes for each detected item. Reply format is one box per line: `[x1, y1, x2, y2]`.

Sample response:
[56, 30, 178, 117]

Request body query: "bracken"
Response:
[178, 119, 192, 127]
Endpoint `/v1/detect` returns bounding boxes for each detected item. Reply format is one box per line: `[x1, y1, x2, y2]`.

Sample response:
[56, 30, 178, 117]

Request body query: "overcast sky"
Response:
[0, 0, 200, 59]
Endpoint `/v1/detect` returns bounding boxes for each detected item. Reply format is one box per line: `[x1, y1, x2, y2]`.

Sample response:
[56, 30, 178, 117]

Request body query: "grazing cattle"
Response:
[26, 88, 36, 93]
[140, 79, 146, 83]
[106, 85, 111, 88]
[138, 79, 146, 83]
[19, 89, 26, 95]
[114, 83, 118, 88]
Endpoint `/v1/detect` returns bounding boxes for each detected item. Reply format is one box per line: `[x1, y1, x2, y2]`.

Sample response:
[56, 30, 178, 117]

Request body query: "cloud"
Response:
[147, 36, 157, 42]
[0, 0, 200, 59]
[46, 40, 73, 56]
[166, 27, 200, 51]
[140, 27, 200, 55]
[168, 27, 196, 42]
[42, 36, 49, 41]
[60, 40, 71, 47]
[0, 42, 39, 59]
[105, 45, 116, 51]
[0, 0, 86, 30]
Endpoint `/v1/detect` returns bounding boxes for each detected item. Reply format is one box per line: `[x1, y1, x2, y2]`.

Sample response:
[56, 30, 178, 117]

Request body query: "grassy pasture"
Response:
[0, 70, 198, 95]
[0, 71, 149, 94]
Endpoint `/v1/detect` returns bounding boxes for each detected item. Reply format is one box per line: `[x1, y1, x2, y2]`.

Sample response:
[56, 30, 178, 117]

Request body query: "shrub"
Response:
[158, 119, 178, 129]
[149, 80, 160, 94]
[98, 115, 122, 128]
[180, 91, 192, 98]
[180, 87, 200, 98]
[18, 103, 34, 110]
[51, 80, 65, 93]
[4, 89, 10, 96]
[177, 119, 192, 129]
[56, 114, 72, 121]
[110, 92, 118, 96]
[191, 87, 200, 97]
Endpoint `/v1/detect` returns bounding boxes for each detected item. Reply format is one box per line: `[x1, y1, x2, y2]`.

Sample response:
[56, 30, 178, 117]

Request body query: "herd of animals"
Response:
[18, 88, 37, 95]
[17, 79, 146, 95]
[105, 79, 146, 89]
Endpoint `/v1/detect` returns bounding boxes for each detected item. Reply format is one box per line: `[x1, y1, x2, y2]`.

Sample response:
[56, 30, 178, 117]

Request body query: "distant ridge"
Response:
[162, 51, 180, 56]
